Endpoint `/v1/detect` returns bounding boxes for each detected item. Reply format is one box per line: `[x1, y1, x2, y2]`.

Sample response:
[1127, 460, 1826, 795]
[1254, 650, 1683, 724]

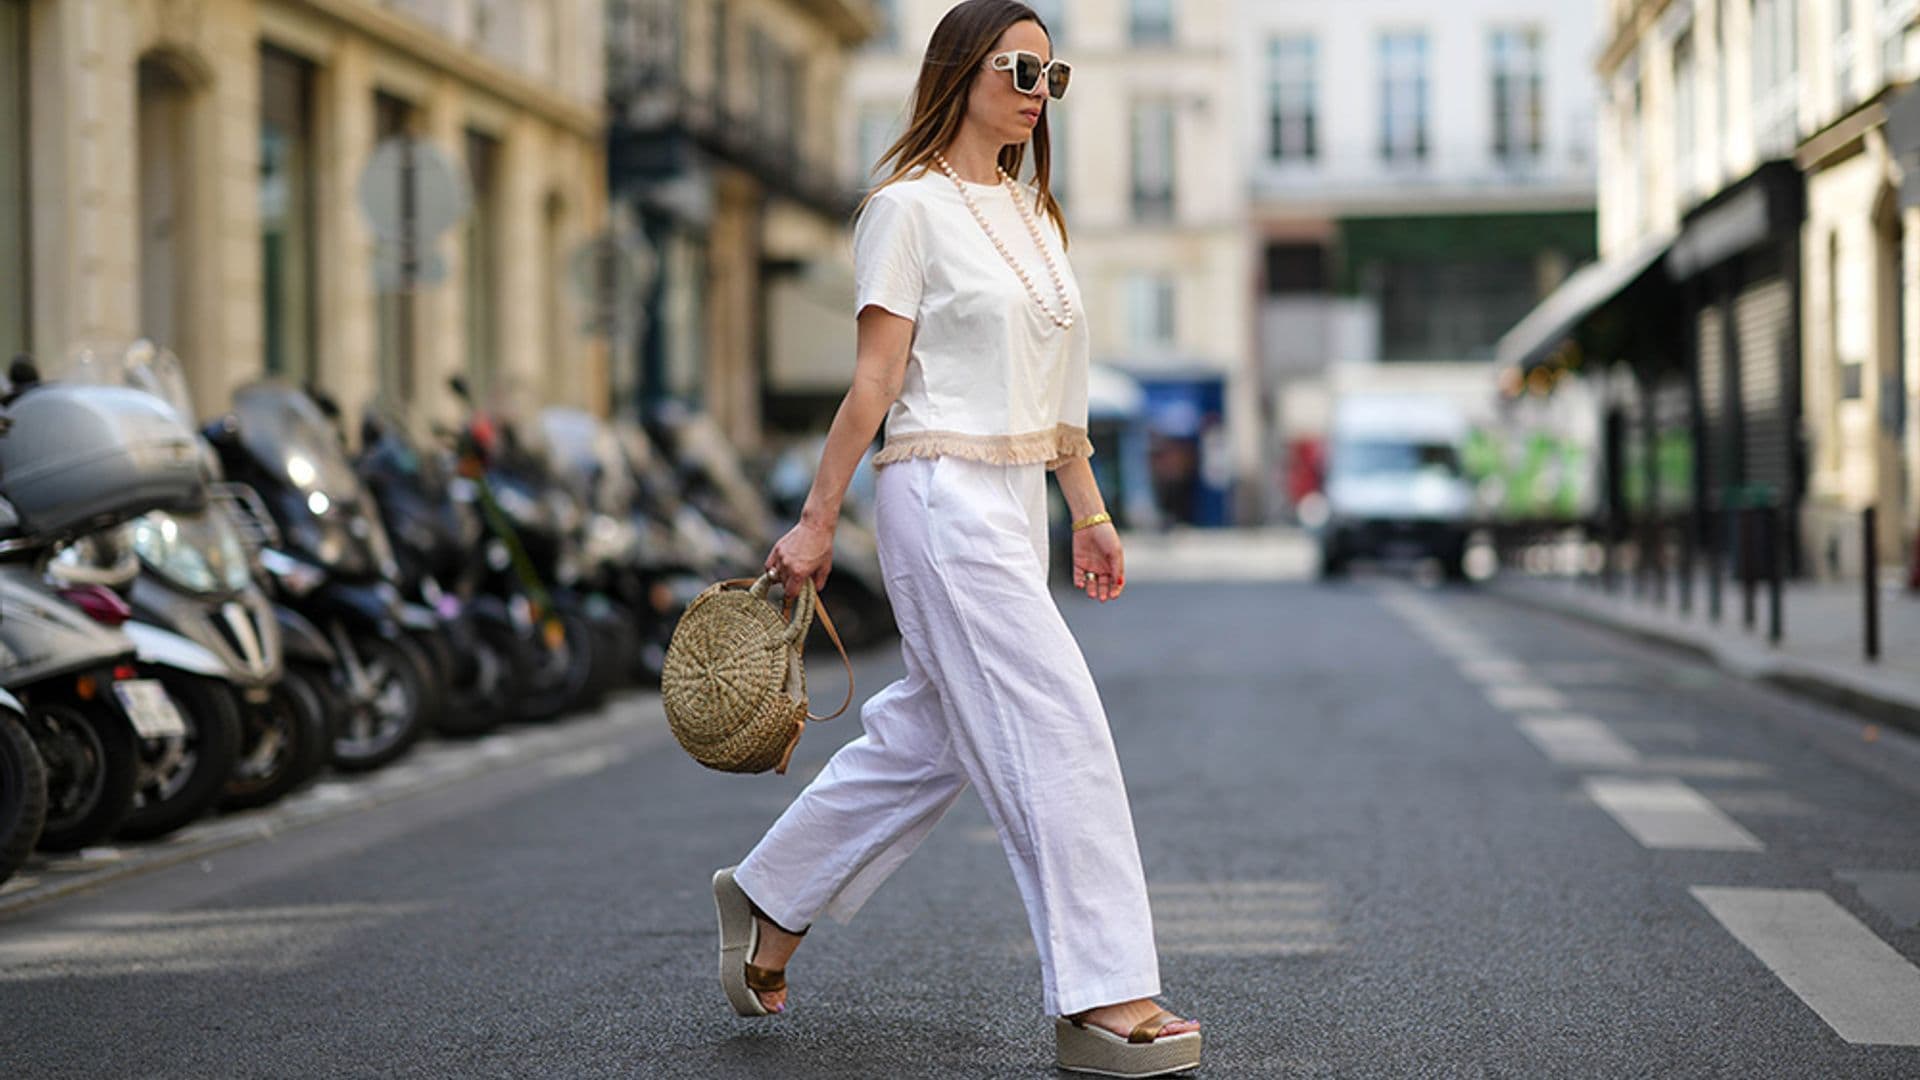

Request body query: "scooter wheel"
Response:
[0, 709, 48, 886]
[31, 698, 139, 853]
[438, 620, 522, 737]
[219, 669, 331, 813]
[328, 635, 432, 772]
[117, 671, 243, 842]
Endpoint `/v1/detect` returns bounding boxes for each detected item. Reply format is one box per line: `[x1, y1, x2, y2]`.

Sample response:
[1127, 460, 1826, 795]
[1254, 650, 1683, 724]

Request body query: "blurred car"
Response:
[1314, 394, 1475, 580]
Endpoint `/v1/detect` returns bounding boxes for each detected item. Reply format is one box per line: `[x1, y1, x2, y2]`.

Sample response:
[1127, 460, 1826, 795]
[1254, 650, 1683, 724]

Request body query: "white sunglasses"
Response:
[988, 49, 1072, 100]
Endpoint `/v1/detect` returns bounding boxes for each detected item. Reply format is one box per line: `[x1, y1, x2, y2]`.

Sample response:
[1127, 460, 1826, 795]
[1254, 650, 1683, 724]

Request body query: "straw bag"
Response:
[661, 572, 854, 775]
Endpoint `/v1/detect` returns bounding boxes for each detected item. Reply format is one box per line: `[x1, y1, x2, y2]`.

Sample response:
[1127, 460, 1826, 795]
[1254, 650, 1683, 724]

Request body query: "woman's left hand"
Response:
[1071, 522, 1124, 602]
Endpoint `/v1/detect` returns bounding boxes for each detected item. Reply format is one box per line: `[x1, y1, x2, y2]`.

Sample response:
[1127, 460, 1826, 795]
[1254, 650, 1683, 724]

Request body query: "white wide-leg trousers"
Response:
[733, 454, 1161, 1017]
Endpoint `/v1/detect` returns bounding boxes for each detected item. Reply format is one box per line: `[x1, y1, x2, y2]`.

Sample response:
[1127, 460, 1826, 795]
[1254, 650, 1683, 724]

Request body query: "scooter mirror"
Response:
[202, 414, 241, 447]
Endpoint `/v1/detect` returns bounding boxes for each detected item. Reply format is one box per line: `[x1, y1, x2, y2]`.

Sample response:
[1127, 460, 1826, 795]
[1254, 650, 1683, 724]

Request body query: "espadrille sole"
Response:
[1054, 1018, 1202, 1077]
[713, 866, 772, 1017]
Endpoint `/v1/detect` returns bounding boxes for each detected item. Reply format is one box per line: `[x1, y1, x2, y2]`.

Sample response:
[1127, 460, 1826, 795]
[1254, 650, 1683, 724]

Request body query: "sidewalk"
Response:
[1487, 572, 1920, 731]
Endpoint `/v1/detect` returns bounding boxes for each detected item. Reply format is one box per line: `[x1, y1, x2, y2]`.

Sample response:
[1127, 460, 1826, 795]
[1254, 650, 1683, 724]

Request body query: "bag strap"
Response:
[802, 593, 853, 722]
[719, 574, 855, 723]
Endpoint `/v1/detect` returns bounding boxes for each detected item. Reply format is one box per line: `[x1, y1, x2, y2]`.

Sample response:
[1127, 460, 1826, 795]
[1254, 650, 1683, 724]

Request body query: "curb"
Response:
[0, 692, 668, 921]
[1484, 579, 1920, 736]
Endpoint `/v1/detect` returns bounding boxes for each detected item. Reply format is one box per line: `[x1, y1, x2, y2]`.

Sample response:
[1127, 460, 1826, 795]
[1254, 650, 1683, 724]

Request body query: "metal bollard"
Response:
[1741, 507, 1757, 632]
[1680, 512, 1695, 617]
[1652, 518, 1667, 608]
[1865, 505, 1880, 663]
[1766, 504, 1783, 645]
[1707, 507, 1723, 623]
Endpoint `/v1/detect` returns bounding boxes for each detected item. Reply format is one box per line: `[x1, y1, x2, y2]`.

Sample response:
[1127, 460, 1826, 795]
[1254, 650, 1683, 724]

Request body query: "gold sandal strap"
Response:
[742, 962, 786, 993]
[1129, 1010, 1178, 1044]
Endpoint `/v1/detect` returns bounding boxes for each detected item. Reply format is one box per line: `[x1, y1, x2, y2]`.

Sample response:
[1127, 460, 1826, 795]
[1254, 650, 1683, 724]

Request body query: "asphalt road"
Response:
[8, 577, 1920, 1078]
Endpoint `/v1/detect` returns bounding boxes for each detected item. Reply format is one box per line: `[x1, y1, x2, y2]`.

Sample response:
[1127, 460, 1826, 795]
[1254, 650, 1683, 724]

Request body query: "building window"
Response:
[1266, 36, 1318, 163]
[0, 0, 28, 360]
[1129, 0, 1173, 46]
[1125, 274, 1176, 352]
[1837, 0, 1858, 106]
[1673, 30, 1697, 206]
[465, 130, 501, 395]
[1379, 31, 1429, 164]
[260, 48, 316, 383]
[1751, 0, 1797, 155]
[1882, 0, 1912, 81]
[1264, 243, 1329, 294]
[1028, 0, 1064, 44]
[1490, 28, 1544, 165]
[373, 91, 418, 406]
[1378, 258, 1539, 362]
[1130, 100, 1175, 221]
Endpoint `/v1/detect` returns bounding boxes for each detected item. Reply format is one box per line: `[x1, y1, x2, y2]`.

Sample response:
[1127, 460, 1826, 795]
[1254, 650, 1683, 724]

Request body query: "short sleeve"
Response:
[853, 190, 924, 321]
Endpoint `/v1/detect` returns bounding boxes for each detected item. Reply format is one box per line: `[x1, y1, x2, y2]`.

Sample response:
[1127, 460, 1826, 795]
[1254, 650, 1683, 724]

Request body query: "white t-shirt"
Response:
[853, 169, 1092, 471]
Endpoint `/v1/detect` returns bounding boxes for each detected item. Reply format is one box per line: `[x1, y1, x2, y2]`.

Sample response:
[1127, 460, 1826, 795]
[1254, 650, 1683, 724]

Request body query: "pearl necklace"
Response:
[932, 153, 1075, 330]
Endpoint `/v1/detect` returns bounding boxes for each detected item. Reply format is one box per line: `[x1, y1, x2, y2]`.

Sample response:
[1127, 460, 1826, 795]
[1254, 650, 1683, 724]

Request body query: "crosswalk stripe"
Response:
[1517, 715, 1642, 767]
[1147, 880, 1342, 957]
[1691, 887, 1920, 1045]
[1583, 777, 1764, 851]
[1485, 684, 1569, 712]
[1459, 659, 1531, 684]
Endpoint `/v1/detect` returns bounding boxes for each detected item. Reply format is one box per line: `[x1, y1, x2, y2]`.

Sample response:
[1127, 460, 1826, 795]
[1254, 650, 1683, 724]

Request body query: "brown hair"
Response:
[861, 0, 1065, 243]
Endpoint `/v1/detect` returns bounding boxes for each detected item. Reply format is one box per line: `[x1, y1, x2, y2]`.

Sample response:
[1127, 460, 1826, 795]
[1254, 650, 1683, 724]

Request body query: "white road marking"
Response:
[1485, 684, 1569, 712]
[1692, 887, 1920, 1045]
[1147, 881, 1343, 957]
[1628, 756, 1774, 779]
[1459, 659, 1531, 684]
[1516, 715, 1642, 767]
[1583, 777, 1764, 851]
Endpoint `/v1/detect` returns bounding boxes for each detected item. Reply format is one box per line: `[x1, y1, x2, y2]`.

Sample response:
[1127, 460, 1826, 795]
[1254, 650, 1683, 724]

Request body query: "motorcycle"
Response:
[51, 343, 328, 820]
[538, 406, 703, 687]
[0, 686, 45, 884]
[47, 530, 243, 841]
[207, 383, 433, 772]
[356, 404, 525, 736]
[447, 378, 599, 720]
[0, 361, 209, 850]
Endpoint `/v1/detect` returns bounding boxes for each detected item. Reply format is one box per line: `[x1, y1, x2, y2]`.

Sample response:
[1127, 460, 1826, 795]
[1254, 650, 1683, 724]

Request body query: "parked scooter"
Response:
[0, 687, 45, 884]
[207, 383, 433, 772]
[356, 404, 524, 735]
[48, 527, 243, 841]
[538, 406, 704, 687]
[0, 361, 209, 850]
[447, 379, 598, 719]
[51, 343, 328, 820]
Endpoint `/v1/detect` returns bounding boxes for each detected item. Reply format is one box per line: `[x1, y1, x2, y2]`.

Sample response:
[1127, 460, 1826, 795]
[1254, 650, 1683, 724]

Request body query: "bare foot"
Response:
[1074, 998, 1200, 1040]
[750, 914, 804, 1013]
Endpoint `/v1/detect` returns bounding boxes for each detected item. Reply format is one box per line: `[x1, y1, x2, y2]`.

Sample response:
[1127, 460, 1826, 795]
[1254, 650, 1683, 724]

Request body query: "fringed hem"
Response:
[873, 425, 1093, 472]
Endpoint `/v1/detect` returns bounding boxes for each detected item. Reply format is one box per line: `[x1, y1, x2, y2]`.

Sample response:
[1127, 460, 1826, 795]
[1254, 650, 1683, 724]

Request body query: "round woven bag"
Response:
[661, 572, 853, 775]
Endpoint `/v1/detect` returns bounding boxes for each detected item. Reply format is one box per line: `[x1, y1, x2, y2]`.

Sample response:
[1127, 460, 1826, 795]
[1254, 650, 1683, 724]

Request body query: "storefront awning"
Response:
[1495, 233, 1674, 372]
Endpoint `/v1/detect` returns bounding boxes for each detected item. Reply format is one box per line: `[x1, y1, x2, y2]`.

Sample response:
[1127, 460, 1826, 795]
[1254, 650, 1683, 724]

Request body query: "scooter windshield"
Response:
[539, 408, 635, 514]
[60, 340, 197, 425]
[232, 384, 362, 500]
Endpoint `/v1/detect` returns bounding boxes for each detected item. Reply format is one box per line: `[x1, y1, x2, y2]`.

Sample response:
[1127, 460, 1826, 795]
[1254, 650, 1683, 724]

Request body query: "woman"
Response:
[712, 3, 1202, 1075]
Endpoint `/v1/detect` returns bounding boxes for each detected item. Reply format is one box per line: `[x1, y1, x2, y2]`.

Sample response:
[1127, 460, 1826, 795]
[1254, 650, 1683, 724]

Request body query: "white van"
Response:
[1313, 393, 1475, 580]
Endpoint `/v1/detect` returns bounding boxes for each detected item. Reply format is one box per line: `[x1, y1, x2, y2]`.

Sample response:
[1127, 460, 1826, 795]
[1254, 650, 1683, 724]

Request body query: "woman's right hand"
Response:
[766, 516, 836, 595]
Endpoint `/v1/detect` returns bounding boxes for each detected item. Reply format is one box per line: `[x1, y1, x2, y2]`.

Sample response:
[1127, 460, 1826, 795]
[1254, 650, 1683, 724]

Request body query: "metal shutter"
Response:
[1697, 304, 1726, 498]
[1734, 276, 1793, 499]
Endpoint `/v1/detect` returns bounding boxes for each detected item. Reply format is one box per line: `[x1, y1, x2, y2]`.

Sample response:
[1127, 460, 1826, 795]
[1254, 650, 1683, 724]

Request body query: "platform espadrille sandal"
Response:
[1055, 1006, 1202, 1077]
[713, 866, 806, 1017]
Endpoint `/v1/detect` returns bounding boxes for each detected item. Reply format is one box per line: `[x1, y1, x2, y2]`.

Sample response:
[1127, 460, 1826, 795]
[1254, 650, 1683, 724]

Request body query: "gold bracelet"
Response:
[1070, 511, 1113, 532]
